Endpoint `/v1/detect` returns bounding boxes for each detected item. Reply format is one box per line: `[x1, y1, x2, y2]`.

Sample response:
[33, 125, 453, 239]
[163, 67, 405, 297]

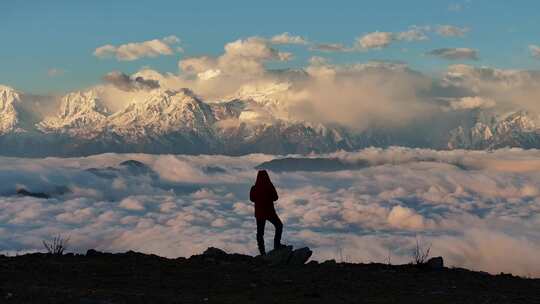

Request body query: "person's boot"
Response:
[274, 242, 287, 251]
[258, 241, 266, 256]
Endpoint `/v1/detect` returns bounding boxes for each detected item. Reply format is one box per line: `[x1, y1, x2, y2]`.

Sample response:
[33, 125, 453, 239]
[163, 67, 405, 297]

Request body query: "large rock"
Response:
[202, 247, 228, 258]
[86, 249, 103, 257]
[262, 245, 313, 266]
[426, 256, 444, 270]
[289, 247, 312, 265]
[263, 245, 293, 266]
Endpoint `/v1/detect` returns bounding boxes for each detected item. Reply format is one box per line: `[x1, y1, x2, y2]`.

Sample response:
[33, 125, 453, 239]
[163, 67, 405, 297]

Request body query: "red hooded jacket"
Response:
[250, 183, 279, 219]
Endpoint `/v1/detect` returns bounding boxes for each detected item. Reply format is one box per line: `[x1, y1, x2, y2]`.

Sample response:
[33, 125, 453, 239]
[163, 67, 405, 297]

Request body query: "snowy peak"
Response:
[109, 89, 216, 134]
[228, 82, 296, 122]
[57, 90, 108, 120]
[0, 85, 23, 134]
[0, 85, 20, 109]
[495, 110, 536, 134]
[38, 89, 109, 134]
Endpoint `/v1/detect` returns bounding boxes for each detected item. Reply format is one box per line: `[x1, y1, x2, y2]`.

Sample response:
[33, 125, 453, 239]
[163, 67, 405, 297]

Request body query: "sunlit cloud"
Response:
[436, 25, 470, 37]
[356, 31, 394, 49]
[94, 35, 182, 61]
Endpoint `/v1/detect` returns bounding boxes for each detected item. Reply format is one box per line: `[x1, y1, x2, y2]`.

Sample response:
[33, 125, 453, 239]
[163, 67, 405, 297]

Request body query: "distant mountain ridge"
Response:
[447, 110, 540, 149]
[1, 84, 540, 156]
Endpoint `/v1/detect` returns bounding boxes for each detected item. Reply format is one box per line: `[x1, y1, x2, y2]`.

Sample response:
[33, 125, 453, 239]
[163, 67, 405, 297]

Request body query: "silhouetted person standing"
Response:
[250, 170, 283, 255]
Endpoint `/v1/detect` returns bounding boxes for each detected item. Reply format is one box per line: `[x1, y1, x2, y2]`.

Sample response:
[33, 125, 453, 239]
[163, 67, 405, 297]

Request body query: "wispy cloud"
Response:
[310, 43, 350, 52]
[436, 25, 470, 37]
[269, 32, 308, 45]
[47, 68, 65, 77]
[396, 26, 430, 41]
[530, 45, 540, 59]
[94, 35, 182, 61]
[427, 48, 478, 60]
[448, 3, 463, 12]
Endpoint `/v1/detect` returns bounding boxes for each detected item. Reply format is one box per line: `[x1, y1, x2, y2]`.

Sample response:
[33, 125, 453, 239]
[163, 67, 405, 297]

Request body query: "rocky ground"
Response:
[0, 246, 539, 304]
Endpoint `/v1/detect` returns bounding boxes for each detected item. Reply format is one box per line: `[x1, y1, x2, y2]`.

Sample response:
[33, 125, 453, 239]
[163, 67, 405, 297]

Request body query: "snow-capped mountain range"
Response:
[447, 110, 540, 150]
[1, 84, 540, 157]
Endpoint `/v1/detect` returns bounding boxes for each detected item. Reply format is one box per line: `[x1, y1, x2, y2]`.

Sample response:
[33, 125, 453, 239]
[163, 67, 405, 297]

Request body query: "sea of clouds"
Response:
[0, 147, 539, 277]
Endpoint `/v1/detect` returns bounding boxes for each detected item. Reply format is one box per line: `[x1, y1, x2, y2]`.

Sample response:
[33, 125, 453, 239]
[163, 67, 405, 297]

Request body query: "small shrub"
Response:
[43, 235, 70, 256]
[411, 236, 431, 265]
[385, 248, 392, 265]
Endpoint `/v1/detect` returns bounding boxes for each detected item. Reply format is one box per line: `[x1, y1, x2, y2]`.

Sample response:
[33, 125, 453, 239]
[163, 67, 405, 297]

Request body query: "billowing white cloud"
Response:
[85, 34, 540, 133]
[94, 36, 181, 61]
[427, 48, 478, 60]
[356, 31, 394, 49]
[530, 45, 540, 59]
[436, 25, 470, 37]
[387, 205, 426, 230]
[179, 37, 292, 77]
[1, 148, 540, 277]
[443, 64, 540, 114]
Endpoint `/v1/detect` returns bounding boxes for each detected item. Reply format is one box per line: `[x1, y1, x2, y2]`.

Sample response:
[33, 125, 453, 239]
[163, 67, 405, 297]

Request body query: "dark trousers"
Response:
[256, 213, 283, 255]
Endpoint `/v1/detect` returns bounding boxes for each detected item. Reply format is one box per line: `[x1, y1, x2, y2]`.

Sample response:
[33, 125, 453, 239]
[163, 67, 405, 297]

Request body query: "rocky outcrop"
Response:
[426, 256, 444, 270]
[195, 246, 313, 266]
[2, 248, 538, 303]
[261, 245, 313, 266]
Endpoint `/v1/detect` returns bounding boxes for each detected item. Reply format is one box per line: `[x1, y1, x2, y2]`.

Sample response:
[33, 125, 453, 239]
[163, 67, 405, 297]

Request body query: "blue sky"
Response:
[1, 0, 539, 94]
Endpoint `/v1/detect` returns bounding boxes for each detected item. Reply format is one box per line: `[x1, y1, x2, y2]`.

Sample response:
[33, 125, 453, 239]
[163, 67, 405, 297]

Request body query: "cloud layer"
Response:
[0, 148, 539, 277]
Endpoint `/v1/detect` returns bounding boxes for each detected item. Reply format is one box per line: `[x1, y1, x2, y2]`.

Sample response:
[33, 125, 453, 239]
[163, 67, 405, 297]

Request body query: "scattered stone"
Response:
[321, 259, 337, 266]
[426, 256, 444, 270]
[307, 260, 319, 266]
[86, 249, 103, 257]
[202, 247, 228, 257]
[289, 247, 312, 265]
[263, 245, 293, 266]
